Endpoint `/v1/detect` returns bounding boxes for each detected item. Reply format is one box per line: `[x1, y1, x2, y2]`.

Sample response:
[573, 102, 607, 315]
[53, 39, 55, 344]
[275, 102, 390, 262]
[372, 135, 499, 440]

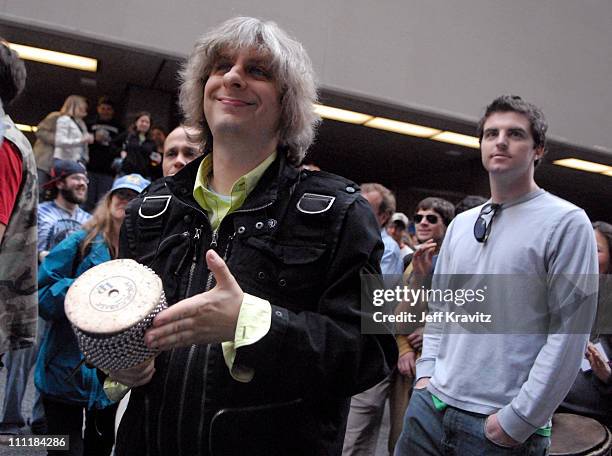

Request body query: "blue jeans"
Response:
[394, 387, 549, 455]
[0, 318, 47, 434]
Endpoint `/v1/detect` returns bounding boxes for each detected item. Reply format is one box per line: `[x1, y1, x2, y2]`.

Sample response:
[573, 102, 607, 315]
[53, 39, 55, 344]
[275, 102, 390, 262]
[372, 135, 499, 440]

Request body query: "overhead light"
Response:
[364, 117, 441, 137]
[430, 131, 480, 149]
[313, 104, 373, 124]
[312, 103, 486, 150]
[15, 123, 38, 133]
[8, 43, 98, 72]
[553, 158, 612, 174]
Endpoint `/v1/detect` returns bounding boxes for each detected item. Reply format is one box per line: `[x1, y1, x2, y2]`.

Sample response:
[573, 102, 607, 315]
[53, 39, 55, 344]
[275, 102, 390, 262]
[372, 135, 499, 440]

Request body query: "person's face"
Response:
[162, 128, 202, 176]
[110, 189, 138, 223]
[135, 115, 151, 134]
[97, 103, 114, 121]
[57, 173, 88, 204]
[151, 128, 166, 147]
[480, 111, 543, 179]
[363, 190, 388, 228]
[203, 47, 281, 144]
[415, 209, 446, 244]
[386, 223, 405, 244]
[75, 102, 88, 119]
[595, 229, 610, 274]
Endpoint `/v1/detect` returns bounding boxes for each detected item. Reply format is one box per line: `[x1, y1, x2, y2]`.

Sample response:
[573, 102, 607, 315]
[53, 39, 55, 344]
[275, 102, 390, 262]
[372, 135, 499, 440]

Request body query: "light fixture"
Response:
[313, 104, 373, 124]
[15, 124, 38, 133]
[8, 43, 98, 72]
[364, 117, 441, 138]
[430, 131, 480, 149]
[553, 158, 612, 174]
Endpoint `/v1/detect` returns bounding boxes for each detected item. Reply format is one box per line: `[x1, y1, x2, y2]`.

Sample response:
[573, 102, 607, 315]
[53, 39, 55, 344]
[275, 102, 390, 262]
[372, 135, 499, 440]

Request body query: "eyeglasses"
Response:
[414, 214, 440, 224]
[473, 203, 501, 243]
[112, 189, 138, 202]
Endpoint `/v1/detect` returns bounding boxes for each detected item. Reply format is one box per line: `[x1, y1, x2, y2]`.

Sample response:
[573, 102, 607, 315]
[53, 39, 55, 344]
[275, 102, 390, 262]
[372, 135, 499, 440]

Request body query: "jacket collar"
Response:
[165, 148, 300, 212]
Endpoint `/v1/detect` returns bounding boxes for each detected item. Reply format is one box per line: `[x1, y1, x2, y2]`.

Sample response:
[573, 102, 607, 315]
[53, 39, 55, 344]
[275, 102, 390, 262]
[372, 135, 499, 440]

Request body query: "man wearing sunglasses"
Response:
[395, 95, 598, 455]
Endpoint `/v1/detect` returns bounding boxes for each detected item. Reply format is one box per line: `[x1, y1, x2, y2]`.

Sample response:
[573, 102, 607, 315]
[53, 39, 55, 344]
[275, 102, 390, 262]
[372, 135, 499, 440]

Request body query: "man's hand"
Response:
[109, 358, 156, 387]
[397, 351, 416, 377]
[586, 343, 612, 383]
[145, 250, 243, 350]
[412, 239, 437, 277]
[414, 376, 430, 390]
[485, 413, 520, 447]
[406, 327, 424, 350]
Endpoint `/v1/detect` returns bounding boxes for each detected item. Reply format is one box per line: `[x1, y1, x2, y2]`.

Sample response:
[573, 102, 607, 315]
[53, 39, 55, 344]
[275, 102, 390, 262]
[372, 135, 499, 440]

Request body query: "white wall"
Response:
[2, 0, 611, 152]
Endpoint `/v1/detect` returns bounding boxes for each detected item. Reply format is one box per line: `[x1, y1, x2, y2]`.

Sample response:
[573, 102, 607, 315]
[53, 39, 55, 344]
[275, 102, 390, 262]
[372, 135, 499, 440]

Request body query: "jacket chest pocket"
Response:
[229, 236, 329, 312]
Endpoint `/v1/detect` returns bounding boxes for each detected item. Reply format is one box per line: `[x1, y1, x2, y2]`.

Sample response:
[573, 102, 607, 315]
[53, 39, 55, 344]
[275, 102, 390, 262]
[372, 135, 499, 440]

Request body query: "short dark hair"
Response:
[416, 197, 455, 226]
[97, 96, 115, 107]
[477, 95, 548, 153]
[593, 221, 612, 267]
[0, 41, 27, 106]
[455, 195, 488, 215]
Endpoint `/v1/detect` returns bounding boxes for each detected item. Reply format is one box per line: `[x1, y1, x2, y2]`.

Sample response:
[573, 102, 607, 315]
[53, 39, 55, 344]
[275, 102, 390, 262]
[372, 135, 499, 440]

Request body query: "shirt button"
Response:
[255, 222, 264, 229]
[275, 310, 283, 317]
[237, 226, 246, 234]
[278, 278, 287, 287]
[346, 186, 356, 193]
[183, 215, 192, 224]
[257, 271, 266, 280]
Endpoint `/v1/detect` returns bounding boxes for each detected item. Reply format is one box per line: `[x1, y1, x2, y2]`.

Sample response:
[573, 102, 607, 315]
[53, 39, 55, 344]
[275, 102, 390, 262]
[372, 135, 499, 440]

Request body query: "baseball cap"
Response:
[110, 174, 150, 194]
[43, 160, 87, 189]
[390, 212, 409, 228]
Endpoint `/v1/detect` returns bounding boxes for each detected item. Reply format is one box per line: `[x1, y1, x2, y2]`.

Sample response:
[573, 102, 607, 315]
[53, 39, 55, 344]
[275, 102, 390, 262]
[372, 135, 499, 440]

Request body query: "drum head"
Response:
[550, 413, 610, 455]
[65, 259, 163, 335]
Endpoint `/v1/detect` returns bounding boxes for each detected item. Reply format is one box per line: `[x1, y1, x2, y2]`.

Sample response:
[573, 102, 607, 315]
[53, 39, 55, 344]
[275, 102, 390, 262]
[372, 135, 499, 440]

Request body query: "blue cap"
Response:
[111, 174, 150, 194]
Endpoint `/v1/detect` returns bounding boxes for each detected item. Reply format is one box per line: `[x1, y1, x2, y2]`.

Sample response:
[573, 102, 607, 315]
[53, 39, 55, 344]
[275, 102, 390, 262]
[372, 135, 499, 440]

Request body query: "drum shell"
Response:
[550, 413, 612, 456]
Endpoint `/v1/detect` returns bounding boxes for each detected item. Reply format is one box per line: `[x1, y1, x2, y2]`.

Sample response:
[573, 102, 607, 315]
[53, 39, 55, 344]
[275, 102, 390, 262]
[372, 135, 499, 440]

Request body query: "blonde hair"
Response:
[80, 191, 119, 259]
[179, 16, 319, 165]
[60, 95, 88, 117]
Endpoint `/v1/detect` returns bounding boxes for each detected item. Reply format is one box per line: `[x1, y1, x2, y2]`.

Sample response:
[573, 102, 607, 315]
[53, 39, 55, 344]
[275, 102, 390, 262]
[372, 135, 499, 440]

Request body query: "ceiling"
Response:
[2, 19, 610, 221]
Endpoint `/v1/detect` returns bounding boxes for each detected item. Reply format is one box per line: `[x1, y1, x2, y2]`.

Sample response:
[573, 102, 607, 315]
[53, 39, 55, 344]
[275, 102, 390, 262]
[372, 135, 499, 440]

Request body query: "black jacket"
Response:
[116, 153, 397, 456]
[86, 116, 123, 175]
[120, 132, 162, 181]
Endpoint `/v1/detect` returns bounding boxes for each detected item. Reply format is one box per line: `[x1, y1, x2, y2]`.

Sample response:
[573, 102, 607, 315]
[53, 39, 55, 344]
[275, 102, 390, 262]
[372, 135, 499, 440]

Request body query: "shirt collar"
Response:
[193, 151, 278, 227]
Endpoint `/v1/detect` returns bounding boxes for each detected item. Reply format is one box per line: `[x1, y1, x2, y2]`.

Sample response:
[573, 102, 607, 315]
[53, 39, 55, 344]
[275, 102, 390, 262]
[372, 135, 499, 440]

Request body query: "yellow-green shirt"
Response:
[193, 152, 277, 231]
[193, 152, 277, 382]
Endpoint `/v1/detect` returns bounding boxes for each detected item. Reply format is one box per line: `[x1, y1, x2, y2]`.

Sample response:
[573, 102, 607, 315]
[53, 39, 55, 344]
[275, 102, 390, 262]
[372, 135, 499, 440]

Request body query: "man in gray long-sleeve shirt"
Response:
[395, 95, 599, 455]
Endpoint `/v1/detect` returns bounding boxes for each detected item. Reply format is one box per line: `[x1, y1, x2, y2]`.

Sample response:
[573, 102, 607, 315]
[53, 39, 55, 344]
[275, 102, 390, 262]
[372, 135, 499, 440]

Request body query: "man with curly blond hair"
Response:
[109, 17, 395, 455]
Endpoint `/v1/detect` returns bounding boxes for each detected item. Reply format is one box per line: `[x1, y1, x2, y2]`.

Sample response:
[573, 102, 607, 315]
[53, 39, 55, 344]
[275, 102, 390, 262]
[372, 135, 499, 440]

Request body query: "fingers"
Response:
[205, 249, 235, 289]
[146, 316, 198, 349]
[406, 333, 420, 343]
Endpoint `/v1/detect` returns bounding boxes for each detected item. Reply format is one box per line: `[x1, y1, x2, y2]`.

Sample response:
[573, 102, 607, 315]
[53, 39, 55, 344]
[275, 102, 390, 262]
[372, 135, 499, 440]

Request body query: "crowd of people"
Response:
[0, 15, 610, 456]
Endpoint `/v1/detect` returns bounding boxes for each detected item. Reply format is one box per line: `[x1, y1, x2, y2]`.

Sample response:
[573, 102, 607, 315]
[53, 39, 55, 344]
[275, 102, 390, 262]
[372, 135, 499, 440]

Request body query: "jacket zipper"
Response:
[196, 344, 212, 455]
[232, 200, 274, 214]
[155, 231, 189, 261]
[176, 345, 196, 456]
[185, 227, 202, 298]
[177, 226, 217, 454]
[156, 349, 177, 455]
[175, 211, 246, 454]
